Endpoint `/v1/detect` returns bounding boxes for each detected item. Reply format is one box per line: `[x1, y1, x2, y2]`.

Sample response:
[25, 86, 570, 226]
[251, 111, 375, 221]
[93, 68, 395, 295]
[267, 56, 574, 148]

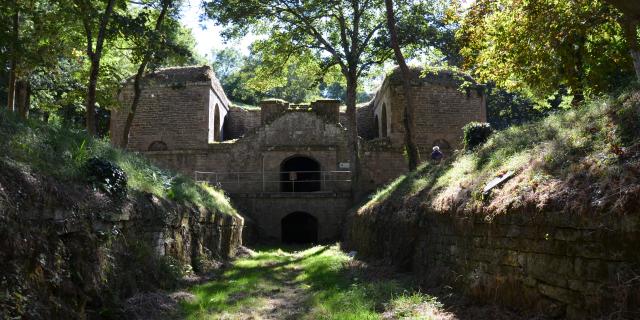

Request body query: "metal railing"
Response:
[194, 170, 352, 193]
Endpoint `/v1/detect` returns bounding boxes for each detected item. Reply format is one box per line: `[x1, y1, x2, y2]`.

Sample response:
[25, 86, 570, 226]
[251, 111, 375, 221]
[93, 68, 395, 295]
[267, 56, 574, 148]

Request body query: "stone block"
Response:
[538, 282, 578, 305]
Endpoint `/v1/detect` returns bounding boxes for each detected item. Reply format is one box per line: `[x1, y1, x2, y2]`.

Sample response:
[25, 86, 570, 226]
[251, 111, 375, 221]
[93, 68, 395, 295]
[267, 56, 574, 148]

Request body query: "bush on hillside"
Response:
[0, 110, 237, 215]
[84, 157, 128, 198]
[463, 122, 494, 150]
[613, 91, 640, 145]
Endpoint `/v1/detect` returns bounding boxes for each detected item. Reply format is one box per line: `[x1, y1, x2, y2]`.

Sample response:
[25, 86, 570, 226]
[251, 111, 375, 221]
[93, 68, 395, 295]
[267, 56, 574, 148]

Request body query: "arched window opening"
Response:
[281, 212, 318, 244]
[213, 104, 221, 142]
[373, 115, 380, 138]
[148, 141, 168, 151]
[280, 156, 321, 192]
[381, 103, 388, 138]
[222, 114, 231, 141]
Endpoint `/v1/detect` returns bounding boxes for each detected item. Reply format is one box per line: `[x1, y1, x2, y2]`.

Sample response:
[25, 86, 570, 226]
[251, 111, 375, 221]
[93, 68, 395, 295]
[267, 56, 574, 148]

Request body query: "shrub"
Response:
[84, 157, 128, 198]
[613, 91, 640, 145]
[463, 122, 494, 150]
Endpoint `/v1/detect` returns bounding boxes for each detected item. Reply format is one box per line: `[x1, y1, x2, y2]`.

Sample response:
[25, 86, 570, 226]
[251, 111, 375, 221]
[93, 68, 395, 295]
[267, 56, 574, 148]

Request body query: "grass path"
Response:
[179, 245, 451, 320]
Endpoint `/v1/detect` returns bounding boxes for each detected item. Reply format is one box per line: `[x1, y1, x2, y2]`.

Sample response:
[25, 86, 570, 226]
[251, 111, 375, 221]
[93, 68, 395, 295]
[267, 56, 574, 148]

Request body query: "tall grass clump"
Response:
[0, 110, 237, 215]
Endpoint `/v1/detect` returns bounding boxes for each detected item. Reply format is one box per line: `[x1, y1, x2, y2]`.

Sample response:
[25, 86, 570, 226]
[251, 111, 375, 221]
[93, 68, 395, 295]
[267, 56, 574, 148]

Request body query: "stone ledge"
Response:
[230, 192, 351, 199]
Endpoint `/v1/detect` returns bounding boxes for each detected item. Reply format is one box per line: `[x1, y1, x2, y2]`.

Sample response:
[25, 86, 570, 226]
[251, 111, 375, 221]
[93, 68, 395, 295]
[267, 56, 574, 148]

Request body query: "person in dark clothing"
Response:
[431, 146, 443, 164]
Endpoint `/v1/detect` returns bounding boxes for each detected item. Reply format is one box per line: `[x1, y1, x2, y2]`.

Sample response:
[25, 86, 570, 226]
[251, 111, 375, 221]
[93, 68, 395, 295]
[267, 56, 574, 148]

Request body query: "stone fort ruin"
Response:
[110, 65, 486, 243]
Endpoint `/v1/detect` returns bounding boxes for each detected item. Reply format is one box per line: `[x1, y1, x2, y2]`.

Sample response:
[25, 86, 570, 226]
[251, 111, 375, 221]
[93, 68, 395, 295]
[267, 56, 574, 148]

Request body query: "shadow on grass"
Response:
[179, 245, 445, 319]
[179, 245, 328, 319]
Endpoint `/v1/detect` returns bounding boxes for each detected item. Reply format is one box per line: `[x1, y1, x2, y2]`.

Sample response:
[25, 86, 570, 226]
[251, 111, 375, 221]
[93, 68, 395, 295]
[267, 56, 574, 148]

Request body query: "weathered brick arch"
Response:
[148, 140, 168, 151]
[280, 155, 322, 192]
[374, 115, 380, 138]
[381, 103, 388, 138]
[213, 104, 221, 142]
[281, 211, 318, 243]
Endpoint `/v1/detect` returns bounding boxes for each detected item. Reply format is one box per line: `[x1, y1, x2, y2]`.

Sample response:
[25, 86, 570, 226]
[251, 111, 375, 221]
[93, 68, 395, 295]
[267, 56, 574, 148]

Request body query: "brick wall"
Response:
[111, 66, 231, 151]
[231, 193, 352, 242]
[360, 140, 408, 194]
[346, 206, 640, 319]
[356, 101, 377, 140]
[112, 83, 212, 151]
[223, 106, 261, 140]
[143, 111, 351, 194]
[372, 68, 486, 154]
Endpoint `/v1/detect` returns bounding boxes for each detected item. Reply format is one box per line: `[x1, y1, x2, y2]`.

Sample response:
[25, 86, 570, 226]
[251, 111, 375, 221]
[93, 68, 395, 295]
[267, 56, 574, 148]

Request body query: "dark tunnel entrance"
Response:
[281, 212, 318, 244]
[280, 156, 321, 192]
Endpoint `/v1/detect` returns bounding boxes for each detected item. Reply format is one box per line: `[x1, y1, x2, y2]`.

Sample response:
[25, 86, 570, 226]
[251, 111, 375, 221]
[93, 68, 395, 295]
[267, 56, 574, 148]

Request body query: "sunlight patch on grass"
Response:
[180, 245, 444, 319]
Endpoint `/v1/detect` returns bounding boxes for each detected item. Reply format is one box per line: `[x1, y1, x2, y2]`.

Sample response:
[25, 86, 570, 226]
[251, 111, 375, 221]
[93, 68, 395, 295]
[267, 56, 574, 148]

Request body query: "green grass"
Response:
[365, 89, 640, 210]
[0, 111, 238, 216]
[181, 245, 444, 319]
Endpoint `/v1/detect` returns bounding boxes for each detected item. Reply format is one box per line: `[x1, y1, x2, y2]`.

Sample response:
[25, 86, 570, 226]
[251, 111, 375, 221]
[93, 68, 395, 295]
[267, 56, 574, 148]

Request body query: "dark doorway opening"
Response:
[281, 212, 318, 244]
[280, 156, 321, 192]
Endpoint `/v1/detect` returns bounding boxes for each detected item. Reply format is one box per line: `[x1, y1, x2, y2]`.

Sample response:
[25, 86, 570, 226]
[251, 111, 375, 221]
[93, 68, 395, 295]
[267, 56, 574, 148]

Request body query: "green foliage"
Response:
[84, 157, 128, 199]
[0, 109, 238, 215]
[611, 89, 640, 145]
[0, 0, 202, 136]
[486, 85, 561, 130]
[463, 122, 494, 150]
[458, 0, 634, 103]
[211, 47, 331, 104]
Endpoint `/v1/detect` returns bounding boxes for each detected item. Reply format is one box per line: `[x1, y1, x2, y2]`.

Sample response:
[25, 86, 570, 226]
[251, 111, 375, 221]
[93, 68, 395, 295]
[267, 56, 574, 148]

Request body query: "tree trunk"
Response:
[7, 6, 19, 112]
[16, 79, 30, 119]
[85, 0, 116, 136]
[622, 18, 640, 82]
[86, 58, 100, 135]
[121, 0, 171, 148]
[344, 70, 360, 196]
[384, 0, 420, 171]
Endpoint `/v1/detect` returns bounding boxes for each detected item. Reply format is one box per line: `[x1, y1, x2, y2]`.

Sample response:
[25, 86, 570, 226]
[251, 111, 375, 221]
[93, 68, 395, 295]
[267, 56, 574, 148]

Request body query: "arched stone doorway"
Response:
[281, 211, 318, 244]
[213, 104, 221, 142]
[381, 103, 388, 138]
[280, 156, 321, 192]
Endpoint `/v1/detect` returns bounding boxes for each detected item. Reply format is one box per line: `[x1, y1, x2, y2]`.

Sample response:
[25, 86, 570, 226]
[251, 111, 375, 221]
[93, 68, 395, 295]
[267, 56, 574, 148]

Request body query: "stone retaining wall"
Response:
[0, 163, 244, 319]
[346, 204, 640, 319]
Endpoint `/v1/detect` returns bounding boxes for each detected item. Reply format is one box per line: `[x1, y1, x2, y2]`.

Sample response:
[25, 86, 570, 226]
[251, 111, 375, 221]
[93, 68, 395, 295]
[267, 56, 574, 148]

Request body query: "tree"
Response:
[205, 0, 392, 189]
[121, 0, 177, 148]
[384, 0, 419, 170]
[6, 0, 19, 112]
[2, 0, 85, 117]
[74, 0, 117, 136]
[602, 0, 640, 81]
[458, 0, 633, 104]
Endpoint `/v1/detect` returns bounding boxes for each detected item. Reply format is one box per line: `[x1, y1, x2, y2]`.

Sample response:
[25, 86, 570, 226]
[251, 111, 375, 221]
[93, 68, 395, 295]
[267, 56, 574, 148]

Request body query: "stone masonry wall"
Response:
[372, 72, 486, 154]
[112, 83, 211, 151]
[346, 205, 640, 319]
[357, 101, 377, 140]
[141, 111, 352, 243]
[0, 163, 244, 319]
[223, 106, 261, 140]
[360, 140, 408, 194]
[231, 193, 351, 242]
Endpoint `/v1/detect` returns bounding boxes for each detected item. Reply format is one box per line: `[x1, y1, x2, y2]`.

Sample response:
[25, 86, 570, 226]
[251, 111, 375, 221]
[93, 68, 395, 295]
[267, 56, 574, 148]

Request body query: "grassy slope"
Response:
[0, 111, 238, 216]
[181, 245, 446, 320]
[364, 89, 640, 216]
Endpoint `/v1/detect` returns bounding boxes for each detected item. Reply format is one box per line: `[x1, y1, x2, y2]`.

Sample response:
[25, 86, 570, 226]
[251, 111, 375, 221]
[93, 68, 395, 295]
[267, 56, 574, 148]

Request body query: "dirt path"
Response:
[223, 263, 309, 320]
